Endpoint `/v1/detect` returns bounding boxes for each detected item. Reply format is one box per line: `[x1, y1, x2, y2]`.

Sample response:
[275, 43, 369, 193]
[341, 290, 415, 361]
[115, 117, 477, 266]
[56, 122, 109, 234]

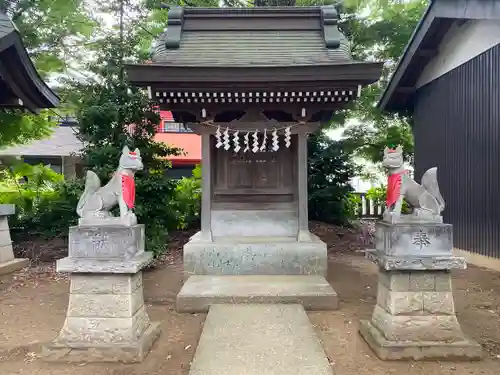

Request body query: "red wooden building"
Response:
[154, 110, 201, 179]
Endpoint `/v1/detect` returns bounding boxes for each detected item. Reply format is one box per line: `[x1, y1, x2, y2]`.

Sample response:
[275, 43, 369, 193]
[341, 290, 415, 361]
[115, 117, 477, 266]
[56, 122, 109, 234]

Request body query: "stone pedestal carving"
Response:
[42, 224, 161, 363]
[359, 221, 482, 361]
[0, 204, 29, 275]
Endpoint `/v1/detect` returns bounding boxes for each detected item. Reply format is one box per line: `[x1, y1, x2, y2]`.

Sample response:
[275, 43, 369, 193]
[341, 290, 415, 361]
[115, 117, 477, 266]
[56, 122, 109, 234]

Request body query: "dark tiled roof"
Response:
[151, 6, 352, 67]
[153, 30, 351, 67]
[0, 126, 82, 156]
[0, 13, 15, 40]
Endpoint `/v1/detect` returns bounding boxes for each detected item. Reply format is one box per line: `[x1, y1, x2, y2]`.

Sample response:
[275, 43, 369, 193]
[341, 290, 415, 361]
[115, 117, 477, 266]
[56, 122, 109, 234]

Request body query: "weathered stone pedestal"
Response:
[0, 204, 29, 275]
[359, 221, 482, 361]
[42, 224, 161, 363]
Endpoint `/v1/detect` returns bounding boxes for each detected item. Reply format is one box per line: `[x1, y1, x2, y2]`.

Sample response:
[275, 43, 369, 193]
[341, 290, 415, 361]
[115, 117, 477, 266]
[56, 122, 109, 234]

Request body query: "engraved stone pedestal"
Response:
[359, 221, 482, 361]
[42, 225, 161, 363]
[0, 204, 29, 275]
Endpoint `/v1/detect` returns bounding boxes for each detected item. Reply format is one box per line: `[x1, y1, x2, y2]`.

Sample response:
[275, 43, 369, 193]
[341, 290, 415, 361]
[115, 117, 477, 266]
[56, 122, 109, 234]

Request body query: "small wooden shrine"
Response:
[127, 6, 382, 293]
[0, 13, 59, 112]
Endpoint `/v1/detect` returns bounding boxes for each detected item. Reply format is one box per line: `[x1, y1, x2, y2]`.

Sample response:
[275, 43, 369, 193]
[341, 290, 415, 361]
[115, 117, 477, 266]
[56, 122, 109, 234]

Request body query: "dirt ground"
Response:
[1, 222, 500, 375]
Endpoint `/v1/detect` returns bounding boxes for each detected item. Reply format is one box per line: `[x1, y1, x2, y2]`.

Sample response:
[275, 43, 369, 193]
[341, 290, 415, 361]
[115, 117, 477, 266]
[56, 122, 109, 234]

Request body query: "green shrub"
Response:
[0, 162, 81, 238]
[365, 186, 386, 208]
[133, 171, 181, 256]
[345, 191, 362, 219]
[29, 180, 82, 237]
[174, 165, 201, 228]
[365, 185, 412, 215]
[308, 133, 357, 225]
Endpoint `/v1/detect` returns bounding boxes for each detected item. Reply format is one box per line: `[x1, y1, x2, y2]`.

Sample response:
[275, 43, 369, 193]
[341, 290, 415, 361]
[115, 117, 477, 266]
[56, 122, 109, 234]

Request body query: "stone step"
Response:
[176, 275, 338, 313]
[188, 304, 334, 375]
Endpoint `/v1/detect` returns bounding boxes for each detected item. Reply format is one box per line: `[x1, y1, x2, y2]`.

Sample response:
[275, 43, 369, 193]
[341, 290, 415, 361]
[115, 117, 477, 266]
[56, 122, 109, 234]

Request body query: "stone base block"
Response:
[0, 258, 29, 276]
[69, 224, 144, 259]
[366, 250, 466, 271]
[78, 214, 138, 227]
[176, 275, 338, 312]
[360, 267, 483, 361]
[183, 231, 327, 278]
[57, 252, 152, 274]
[375, 221, 452, 257]
[370, 305, 464, 342]
[211, 209, 298, 237]
[0, 204, 15, 216]
[42, 271, 161, 363]
[359, 320, 482, 361]
[42, 321, 161, 363]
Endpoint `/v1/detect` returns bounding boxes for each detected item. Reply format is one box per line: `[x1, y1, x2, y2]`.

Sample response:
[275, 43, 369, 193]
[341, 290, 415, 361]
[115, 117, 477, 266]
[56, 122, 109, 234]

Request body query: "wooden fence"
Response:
[353, 192, 384, 218]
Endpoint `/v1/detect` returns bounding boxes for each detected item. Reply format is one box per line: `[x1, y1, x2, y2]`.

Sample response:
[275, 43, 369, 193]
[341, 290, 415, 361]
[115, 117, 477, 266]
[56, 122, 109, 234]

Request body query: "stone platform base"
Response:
[43, 268, 160, 363]
[189, 304, 333, 375]
[359, 320, 482, 361]
[0, 258, 29, 276]
[42, 321, 161, 363]
[176, 275, 338, 312]
[183, 231, 327, 278]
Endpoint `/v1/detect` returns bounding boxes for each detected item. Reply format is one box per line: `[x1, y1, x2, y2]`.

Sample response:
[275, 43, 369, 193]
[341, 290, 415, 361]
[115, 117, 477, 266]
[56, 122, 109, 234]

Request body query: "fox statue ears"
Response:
[122, 145, 141, 156]
[384, 145, 403, 155]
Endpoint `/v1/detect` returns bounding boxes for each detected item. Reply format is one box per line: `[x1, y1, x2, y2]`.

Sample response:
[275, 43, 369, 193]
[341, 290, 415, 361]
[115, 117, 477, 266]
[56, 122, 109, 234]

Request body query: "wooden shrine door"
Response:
[213, 140, 296, 205]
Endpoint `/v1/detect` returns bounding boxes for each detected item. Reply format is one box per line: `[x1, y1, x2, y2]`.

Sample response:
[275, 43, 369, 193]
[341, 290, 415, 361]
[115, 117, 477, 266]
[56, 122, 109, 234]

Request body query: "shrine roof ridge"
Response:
[176, 6, 325, 16]
[149, 5, 350, 68]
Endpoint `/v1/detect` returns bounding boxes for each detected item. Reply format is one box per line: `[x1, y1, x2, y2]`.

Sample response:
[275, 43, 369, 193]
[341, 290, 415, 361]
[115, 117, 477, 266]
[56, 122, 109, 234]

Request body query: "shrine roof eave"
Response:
[0, 17, 60, 112]
[125, 62, 383, 89]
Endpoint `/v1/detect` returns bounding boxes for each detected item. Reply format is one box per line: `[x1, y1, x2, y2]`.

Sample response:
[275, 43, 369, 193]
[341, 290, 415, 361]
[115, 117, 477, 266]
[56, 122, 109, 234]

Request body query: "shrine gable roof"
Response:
[152, 7, 351, 67]
[127, 6, 383, 88]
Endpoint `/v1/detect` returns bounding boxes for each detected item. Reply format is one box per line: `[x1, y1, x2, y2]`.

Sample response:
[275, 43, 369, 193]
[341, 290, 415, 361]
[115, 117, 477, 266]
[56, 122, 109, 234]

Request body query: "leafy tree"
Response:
[61, 0, 183, 255]
[337, 0, 427, 165]
[66, 31, 178, 179]
[0, 112, 57, 148]
[0, 0, 96, 77]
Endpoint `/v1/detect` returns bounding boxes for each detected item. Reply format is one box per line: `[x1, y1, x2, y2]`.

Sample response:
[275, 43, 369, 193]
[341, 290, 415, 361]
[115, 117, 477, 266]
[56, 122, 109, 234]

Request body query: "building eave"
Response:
[0, 19, 60, 113]
[126, 62, 383, 88]
[377, 2, 437, 113]
[378, 0, 500, 114]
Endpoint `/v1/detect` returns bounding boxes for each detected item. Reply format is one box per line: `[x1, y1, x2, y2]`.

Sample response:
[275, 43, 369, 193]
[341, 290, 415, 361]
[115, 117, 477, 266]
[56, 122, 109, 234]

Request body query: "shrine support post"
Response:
[200, 132, 213, 242]
[297, 131, 312, 242]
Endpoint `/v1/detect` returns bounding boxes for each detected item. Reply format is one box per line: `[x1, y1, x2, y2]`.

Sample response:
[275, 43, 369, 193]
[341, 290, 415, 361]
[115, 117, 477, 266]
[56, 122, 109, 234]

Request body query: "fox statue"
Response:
[76, 145, 143, 226]
[382, 145, 445, 223]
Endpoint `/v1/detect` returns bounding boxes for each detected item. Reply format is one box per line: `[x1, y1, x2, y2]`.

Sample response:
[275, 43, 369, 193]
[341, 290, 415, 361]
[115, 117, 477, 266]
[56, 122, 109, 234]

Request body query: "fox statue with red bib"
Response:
[382, 145, 444, 223]
[76, 145, 143, 226]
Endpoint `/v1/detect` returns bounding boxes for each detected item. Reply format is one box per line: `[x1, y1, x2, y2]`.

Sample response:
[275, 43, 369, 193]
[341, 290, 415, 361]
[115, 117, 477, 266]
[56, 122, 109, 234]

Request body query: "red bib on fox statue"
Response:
[121, 172, 136, 209]
[384, 147, 408, 208]
[386, 170, 406, 208]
